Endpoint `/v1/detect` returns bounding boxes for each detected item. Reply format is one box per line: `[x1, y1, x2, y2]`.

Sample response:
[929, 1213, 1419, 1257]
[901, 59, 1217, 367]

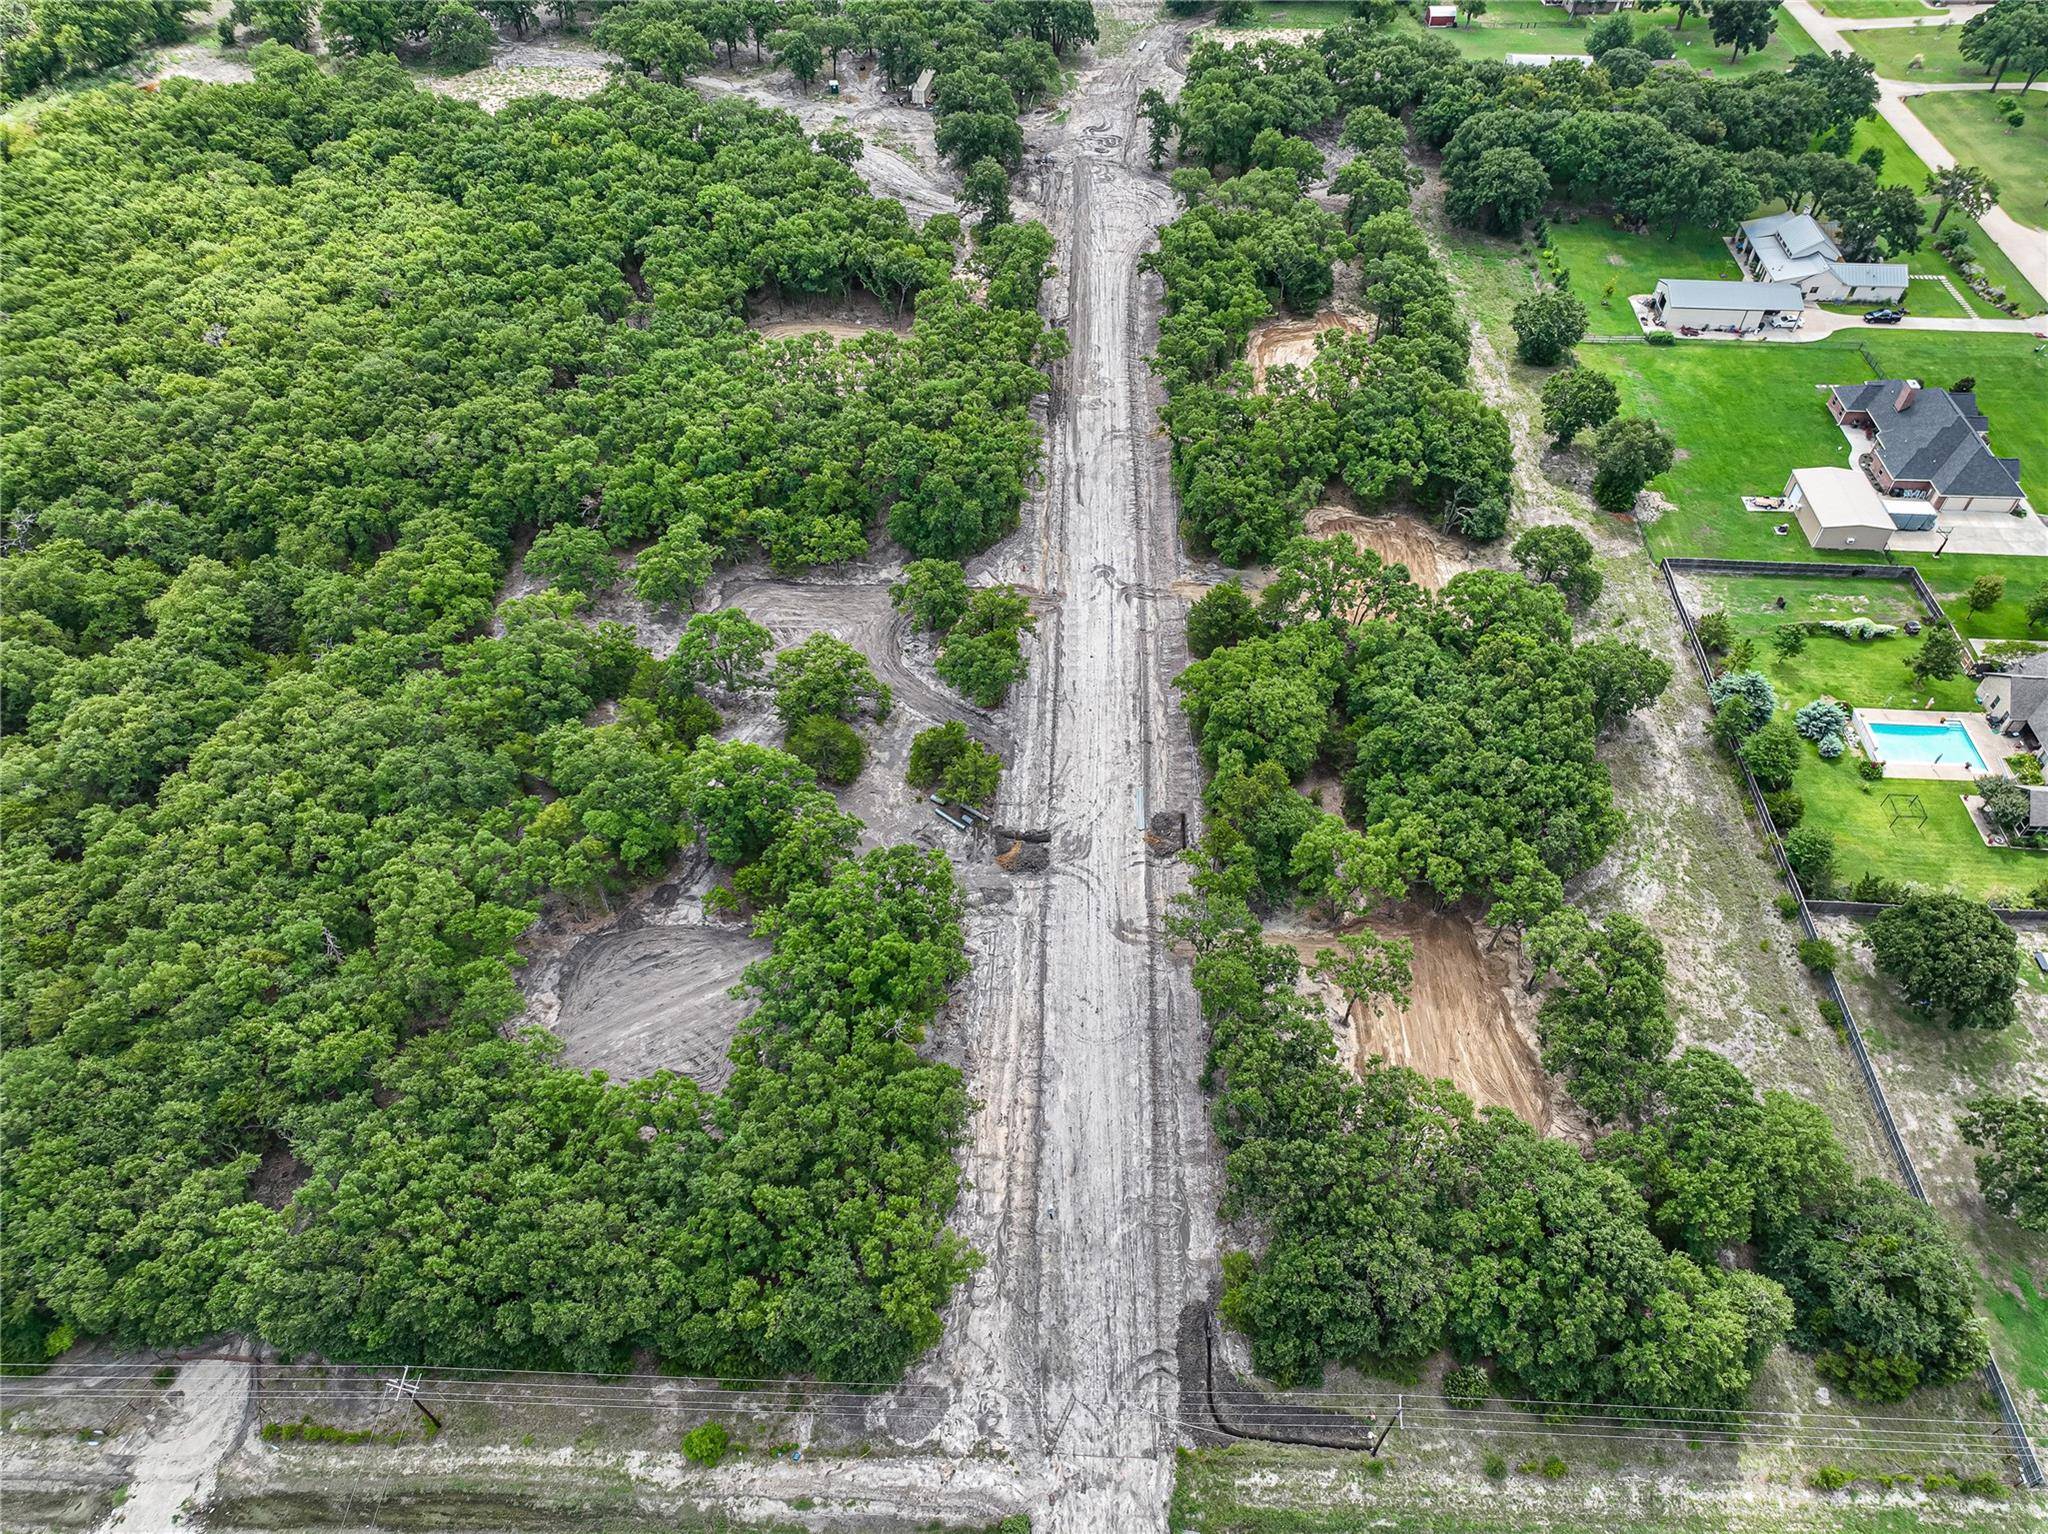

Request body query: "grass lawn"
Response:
[1981, 1265, 2048, 1399]
[1545, 217, 1741, 335]
[1846, 113, 2046, 315]
[1697, 573, 1980, 709]
[1906, 91, 2048, 233]
[1216, 1, 1356, 28]
[1912, 552, 2048, 640]
[1846, 19, 1986, 83]
[1395, 0, 1821, 77]
[1859, 331, 2048, 507]
[1794, 753, 2043, 902]
[1581, 339, 1885, 561]
[1814, 0, 1943, 14]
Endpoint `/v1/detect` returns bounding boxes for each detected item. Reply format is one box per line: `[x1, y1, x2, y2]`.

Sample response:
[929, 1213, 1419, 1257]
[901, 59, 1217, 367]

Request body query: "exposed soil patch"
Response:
[1244, 309, 1372, 390]
[1301, 505, 1464, 592]
[1271, 911, 1562, 1133]
[749, 287, 910, 343]
[548, 925, 761, 1090]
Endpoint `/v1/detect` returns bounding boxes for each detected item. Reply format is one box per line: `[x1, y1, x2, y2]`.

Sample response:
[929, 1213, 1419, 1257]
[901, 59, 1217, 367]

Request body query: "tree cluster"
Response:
[0, 55, 1004, 1380]
[2, 0, 195, 101]
[1143, 50, 1512, 563]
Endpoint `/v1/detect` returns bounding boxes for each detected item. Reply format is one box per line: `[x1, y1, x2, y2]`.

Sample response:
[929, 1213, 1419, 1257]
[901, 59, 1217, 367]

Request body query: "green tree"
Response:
[1511, 290, 1588, 367]
[1528, 909, 1675, 1125]
[1966, 573, 2006, 612]
[631, 517, 717, 610]
[1186, 580, 1264, 659]
[1590, 416, 1675, 515]
[673, 610, 773, 693]
[935, 586, 1036, 708]
[427, 1, 493, 68]
[526, 525, 619, 601]
[963, 157, 1011, 228]
[1709, 0, 1777, 63]
[1539, 366, 1619, 448]
[1739, 716, 1802, 791]
[771, 633, 892, 724]
[1766, 1179, 1988, 1401]
[1511, 525, 1601, 609]
[785, 714, 867, 785]
[1784, 825, 1838, 897]
[1449, 146, 1552, 235]
[1959, 1094, 2048, 1232]
[1867, 892, 2021, 1031]
[892, 559, 973, 634]
[1908, 624, 1965, 684]
[906, 721, 1004, 808]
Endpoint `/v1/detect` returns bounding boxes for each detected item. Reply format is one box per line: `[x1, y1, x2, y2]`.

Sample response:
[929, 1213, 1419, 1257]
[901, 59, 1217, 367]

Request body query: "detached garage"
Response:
[1785, 467, 1896, 552]
[1649, 278, 1805, 335]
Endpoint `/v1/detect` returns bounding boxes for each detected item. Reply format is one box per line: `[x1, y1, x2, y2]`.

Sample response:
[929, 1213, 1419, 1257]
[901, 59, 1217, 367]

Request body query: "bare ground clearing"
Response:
[1302, 503, 1465, 591]
[544, 925, 760, 1090]
[1272, 910, 1561, 1132]
[748, 287, 910, 343]
[1244, 307, 1372, 389]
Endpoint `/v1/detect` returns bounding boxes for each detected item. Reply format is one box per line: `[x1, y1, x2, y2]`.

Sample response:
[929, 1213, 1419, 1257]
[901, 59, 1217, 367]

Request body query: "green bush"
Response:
[785, 715, 867, 785]
[1442, 1362, 1489, 1408]
[1809, 1464, 1855, 1491]
[1797, 937, 1836, 975]
[1762, 789, 1803, 829]
[1856, 756, 1886, 783]
[1956, 1471, 2008, 1499]
[682, 1421, 731, 1468]
[1482, 1450, 1507, 1480]
[1694, 611, 1734, 653]
[906, 721, 1004, 808]
[1644, 328, 1675, 347]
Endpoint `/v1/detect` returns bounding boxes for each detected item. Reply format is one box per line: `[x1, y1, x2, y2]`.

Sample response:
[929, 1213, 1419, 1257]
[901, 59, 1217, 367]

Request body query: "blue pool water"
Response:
[1865, 720, 1988, 772]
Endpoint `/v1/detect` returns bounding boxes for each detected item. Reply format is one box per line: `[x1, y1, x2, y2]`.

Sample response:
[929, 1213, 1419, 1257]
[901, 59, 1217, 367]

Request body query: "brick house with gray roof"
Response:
[1828, 379, 2026, 517]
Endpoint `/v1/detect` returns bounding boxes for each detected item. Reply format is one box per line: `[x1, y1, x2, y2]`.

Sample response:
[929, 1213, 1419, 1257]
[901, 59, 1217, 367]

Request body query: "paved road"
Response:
[1784, 0, 2048, 304]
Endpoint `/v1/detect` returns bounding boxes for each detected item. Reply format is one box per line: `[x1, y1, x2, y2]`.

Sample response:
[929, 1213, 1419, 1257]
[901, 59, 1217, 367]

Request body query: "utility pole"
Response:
[385, 1367, 443, 1434]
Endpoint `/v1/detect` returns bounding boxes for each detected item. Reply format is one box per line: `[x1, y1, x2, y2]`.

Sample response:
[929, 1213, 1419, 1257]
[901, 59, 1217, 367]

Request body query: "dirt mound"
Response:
[1244, 309, 1373, 390]
[996, 839, 1051, 873]
[1302, 506, 1464, 593]
[549, 925, 763, 1090]
[1278, 911, 1555, 1131]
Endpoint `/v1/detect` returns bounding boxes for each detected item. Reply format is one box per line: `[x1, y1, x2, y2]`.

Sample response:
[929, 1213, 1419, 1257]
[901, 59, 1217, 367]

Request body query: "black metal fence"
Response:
[1658, 558, 2043, 1490]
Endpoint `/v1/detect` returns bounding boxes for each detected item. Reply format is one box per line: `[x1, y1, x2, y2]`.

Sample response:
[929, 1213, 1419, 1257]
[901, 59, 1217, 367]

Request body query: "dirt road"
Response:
[912, 21, 1211, 1531]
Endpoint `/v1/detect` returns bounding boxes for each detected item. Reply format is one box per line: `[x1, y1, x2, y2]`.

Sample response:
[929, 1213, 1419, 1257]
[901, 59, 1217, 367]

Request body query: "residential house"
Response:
[1980, 652, 2048, 750]
[1735, 212, 1909, 304]
[1829, 379, 2027, 516]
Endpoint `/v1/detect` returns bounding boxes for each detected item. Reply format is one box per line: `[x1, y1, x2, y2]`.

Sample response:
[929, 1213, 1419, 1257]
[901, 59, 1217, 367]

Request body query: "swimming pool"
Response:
[1863, 720, 1988, 773]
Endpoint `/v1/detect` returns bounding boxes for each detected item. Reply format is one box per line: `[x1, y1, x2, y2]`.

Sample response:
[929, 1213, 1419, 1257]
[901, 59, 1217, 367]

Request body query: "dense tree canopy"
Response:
[0, 53, 1022, 1379]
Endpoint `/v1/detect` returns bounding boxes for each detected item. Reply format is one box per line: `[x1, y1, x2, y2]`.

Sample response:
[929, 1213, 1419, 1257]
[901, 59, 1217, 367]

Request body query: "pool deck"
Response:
[1852, 706, 2020, 782]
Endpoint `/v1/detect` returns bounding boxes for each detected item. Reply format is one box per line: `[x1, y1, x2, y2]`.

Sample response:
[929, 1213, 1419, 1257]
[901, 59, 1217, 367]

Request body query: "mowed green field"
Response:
[1793, 753, 2044, 902]
[1814, 0, 1943, 14]
[1906, 91, 2048, 233]
[1846, 19, 1986, 83]
[1585, 332, 2048, 566]
[1545, 218, 1741, 335]
[1395, 0, 1821, 76]
[1700, 573, 1980, 711]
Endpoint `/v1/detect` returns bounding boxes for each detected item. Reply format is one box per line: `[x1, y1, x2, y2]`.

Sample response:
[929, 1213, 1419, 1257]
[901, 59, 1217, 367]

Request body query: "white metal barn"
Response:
[1649, 278, 1805, 333]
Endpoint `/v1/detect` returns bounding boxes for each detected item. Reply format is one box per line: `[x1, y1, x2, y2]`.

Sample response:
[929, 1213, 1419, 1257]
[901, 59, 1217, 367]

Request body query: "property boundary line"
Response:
[1658, 557, 2043, 1490]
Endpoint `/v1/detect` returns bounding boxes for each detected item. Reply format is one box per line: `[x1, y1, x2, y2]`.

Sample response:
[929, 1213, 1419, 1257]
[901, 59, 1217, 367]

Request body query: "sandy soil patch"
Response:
[749, 287, 910, 344]
[1244, 309, 1372, 390]
[1273, 910, 1560, 1133]
[547, 924, 761, 1090]
[1302, 505, 1465, 591]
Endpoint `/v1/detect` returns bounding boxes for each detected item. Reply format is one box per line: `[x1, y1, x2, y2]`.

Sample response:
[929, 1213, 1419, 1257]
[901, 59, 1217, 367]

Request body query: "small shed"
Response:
[910, 67, 936, 108]
[1784, 467, 1895, 552]
[1426, 4, 1459, 25]
[1649, 277, 1804, 334]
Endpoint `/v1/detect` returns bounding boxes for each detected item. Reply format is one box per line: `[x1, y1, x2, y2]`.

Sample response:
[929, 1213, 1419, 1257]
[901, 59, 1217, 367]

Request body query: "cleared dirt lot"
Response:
[1302, 504, 1466, 591]
[1275, 911, 1560, 1132]
[1244, 308, 1372, 390]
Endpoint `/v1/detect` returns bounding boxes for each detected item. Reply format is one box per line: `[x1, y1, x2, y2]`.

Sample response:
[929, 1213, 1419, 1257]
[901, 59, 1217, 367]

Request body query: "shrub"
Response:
[1856, 756, 1886, 783]
[1442, 1363, 1489, 1408]
[1708, 670, 1777, 734]
[785, 716, 867, 785]
[1784, 826, 1837, 897]
[1740, 717, 1801, 790]
[2008, 751, 2043, 786]
[1512, 290, 1588, 367]
[1956, 1472, 2009, 1499]
[1975, 773, 2030, 837]
[1644, 328, 1676, 346]
[1483, 1450, 1507, 1480]
[1815, 618, 1895, 641]
[1694, 611, 1734, 653]
[1775, 893, 1801, 920]
[1762, 789, 1803, 829]
[906, 721, 1004, 808]
[1809, 1465, 1855, 1492]
[1816, 731, 1844, 761]
[1794, 699, 1850, 742]
[682, 1421, 732, 1468]
[1967, 574, 2005, 612]
[1797, 937, 1836, 975]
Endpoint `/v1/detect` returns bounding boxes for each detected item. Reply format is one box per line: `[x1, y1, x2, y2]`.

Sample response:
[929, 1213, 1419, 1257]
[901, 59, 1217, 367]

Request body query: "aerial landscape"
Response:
[2, 0, 2046, 1531]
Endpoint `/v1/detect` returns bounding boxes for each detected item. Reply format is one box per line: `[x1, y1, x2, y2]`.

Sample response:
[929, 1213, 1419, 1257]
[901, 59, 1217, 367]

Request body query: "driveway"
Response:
[1782, 0, 2048, 305]
[1620, 292, 2044, 343]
